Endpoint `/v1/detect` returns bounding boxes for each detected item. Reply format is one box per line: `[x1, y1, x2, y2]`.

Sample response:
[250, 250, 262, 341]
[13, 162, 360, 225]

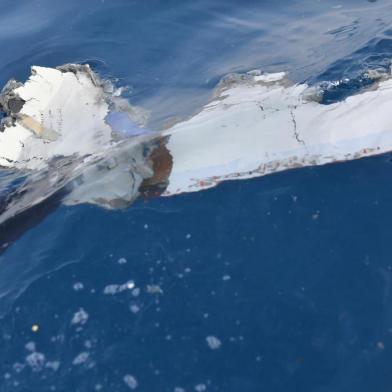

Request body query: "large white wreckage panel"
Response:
[163, 71, 392, 195]
[1, 64, 392, 208]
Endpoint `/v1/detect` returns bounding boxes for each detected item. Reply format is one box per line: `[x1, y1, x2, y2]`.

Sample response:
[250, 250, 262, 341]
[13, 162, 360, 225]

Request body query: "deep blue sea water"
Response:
[2, 1, 392, 391]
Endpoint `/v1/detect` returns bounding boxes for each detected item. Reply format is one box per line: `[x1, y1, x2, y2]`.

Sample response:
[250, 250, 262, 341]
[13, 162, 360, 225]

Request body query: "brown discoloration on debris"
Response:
[139, 139, 173, 197]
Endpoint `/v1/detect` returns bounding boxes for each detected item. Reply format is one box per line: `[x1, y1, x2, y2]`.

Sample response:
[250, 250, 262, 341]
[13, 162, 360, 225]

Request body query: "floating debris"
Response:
[206, 336, 222, 350]
[71, 308, 89, 326]
[146, 284, 163, 295]
[123, 374, 138, 390]
[103, 281, 136, 295]
[72, 352, 90, 366]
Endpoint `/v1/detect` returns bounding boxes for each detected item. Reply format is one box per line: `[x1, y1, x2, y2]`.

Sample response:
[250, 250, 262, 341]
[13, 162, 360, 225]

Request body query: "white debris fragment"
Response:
[118, 257, 127, 264]
[163, 70, 392, 196]
[71, 308, 89, 326]
[25, 352, 45, 372]
[123, 374, 138, 389]
[103, 281, 136, 295]
[206, 335, 222, 350]
[72, 352, 90, 366]
[146, 284, 163, 294]
[4, 63, 392, 209]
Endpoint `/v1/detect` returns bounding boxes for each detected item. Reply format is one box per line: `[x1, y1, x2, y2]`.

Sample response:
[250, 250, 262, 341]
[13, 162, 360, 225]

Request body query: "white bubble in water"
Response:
[71, 308, 89, 326]
[123, 374, 138, 389]
[118, 257, 127, 264]
[206, 336, 222, 350]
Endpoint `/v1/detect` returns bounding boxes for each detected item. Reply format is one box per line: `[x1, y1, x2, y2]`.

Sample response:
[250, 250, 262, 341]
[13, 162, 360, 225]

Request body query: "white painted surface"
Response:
[163, 75, 392, 195]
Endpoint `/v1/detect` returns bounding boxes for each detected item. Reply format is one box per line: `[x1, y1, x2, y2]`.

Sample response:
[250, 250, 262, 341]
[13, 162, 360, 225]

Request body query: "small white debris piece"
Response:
[71, 308, 89, 326]
[72, 352, 90, 366]
[185, 233, 192, 239]
[146, 285, 163, 295]
[103, 281, 136, 295]
[222, 274, 231, 281]
[123, 374, 138, 389]
[174, 388, 185, 392]
[206, 335, 222, 350]
[26, 352, 45, 372]
[126, 281, 135, 290]
[118, 257, 127, 264]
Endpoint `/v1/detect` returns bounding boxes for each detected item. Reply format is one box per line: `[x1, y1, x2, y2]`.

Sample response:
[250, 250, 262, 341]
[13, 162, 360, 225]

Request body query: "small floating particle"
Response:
[31, 324, 39, 333]
[71, 308, 89, 326]
[195, 384, 207, 392]
[146, 285, 163, 294]
[103, 281, 136, 295]
[206, 335, 222, 350]
[123, 374, 138, 389]
[130, 304, 140, 314]
[73, 282, 84, 291]
[312, 211, 320, 220]
[72, 352, 89, 366]
[26, 352, 45, 372]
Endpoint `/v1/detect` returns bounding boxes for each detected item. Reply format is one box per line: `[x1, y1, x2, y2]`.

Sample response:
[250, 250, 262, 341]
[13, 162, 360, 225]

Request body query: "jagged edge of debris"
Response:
[0, 63, 150, 134]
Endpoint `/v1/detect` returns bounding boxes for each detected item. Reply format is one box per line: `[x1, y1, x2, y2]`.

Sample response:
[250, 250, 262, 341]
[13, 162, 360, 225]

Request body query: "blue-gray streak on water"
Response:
[0, 0, 390, 127]
[2, 1, 392, 392]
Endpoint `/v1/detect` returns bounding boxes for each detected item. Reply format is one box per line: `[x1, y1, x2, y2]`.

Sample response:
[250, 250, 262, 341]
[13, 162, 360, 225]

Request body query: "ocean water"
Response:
[1, 1, 392, 391]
